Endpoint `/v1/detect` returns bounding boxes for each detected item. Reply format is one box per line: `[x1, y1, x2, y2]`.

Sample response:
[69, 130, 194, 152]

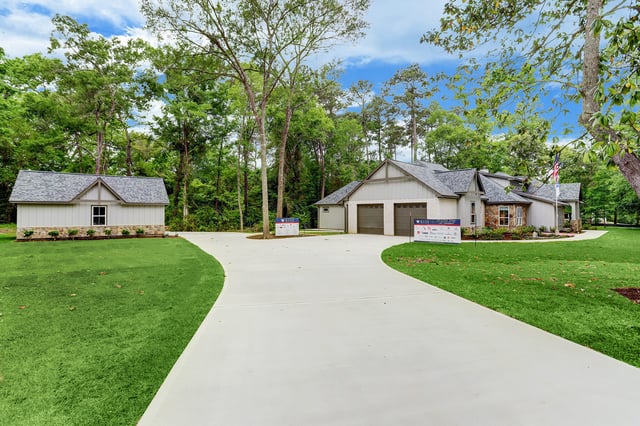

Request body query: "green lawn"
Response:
[0, 233, 224, 425]
[382, 227, 640, 367]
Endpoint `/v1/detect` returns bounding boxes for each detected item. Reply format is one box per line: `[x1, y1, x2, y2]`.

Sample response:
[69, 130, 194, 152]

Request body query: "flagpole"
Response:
[553, 153, 560, 235]
[555, 189, 558, 235]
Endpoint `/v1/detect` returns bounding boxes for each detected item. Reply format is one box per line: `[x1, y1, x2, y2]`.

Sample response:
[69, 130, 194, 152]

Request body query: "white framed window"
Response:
[470, 202, 476, 225]
[499, 206, 509, 227]
[92, 205, 107, 226]
[515, 206, 523, 226]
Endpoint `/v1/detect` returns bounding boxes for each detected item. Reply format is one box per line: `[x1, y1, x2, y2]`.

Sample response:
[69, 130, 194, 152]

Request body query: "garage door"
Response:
[357, 204, 384, 235]
[394, 203, 427, 236]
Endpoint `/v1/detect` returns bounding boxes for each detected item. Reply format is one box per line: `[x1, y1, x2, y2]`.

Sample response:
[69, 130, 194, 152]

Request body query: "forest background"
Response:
[1, 0, 639, 232]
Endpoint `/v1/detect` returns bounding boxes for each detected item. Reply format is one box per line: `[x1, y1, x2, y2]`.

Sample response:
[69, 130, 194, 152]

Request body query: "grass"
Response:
[0, 233, 224, 425]
[382, 227, 640, 367]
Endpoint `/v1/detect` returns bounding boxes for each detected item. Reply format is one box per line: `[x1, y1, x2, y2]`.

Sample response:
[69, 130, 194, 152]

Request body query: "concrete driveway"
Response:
[139, 232, 640, 426]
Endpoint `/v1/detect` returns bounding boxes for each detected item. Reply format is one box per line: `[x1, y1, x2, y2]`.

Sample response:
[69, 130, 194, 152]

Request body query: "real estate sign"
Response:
[275, 218, 300, 236]
[414, 219, 461, 244]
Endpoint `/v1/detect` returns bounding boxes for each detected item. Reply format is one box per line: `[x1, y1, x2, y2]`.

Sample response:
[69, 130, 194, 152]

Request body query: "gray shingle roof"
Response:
[314, 181, 360, 205]
[389, 160, 457, 197]
[9, 170, 170, 205]
[434, 169, 476, 193]
[526, 182, 580, 202]
[479, 174, 531, 204]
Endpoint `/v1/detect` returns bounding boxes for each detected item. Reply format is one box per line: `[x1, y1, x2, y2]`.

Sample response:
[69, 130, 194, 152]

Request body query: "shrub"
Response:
[121, 228, 130, 235]
[104, 228, 112, 236]
[68, 229, 79, 238]
[48, 230, 60, 239]
[86, 229, 96, 237]
[136, 228, 145, 235]
[22, 230, 34, 238]
[521, 225, 536, 235]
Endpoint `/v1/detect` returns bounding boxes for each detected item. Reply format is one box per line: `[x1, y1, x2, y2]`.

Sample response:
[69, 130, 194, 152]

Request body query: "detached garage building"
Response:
[315, 159, 581, 236]
[10, 170, 169, 240]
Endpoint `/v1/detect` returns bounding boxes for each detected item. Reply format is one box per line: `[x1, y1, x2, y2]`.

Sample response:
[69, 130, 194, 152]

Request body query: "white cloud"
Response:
[0, 0, 143, 57]
[2, 0, 455, 67]
[324, 0, 455, 66]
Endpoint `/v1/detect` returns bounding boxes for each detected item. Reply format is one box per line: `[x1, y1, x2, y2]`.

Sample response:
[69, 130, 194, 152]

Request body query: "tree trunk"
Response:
[257, 110, 271, 239]
[182, 124, 189, 220]
[276, 104, 293, 218]
[236, 141, 244, 232]
[580, 0, 640, 198]
[95, 130, 104, 174]
[125, 127, 133, 176]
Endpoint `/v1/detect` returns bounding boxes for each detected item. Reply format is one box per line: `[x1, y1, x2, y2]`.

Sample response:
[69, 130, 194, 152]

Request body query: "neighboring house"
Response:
[314, 159, 581, 236]
[9, 170, 170, 239]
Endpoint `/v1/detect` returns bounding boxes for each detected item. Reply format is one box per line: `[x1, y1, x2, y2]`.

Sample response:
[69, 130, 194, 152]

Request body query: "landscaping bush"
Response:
[48, 230, 59, 239]
[136, 228, 145, 235]
[22, 230, 34, 238]
[104, 228, 112, 236]
[121, 228, 130, 235]
[86, 229, 96, 237]
[68, 229, 79, 239]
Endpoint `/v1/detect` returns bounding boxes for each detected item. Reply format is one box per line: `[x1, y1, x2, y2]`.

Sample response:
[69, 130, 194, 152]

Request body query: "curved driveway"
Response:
[140, 232, 640, 425]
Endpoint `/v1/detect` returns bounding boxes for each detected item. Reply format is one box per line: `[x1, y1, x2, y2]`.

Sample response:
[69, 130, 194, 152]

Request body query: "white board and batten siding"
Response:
[317, 205, 345, 230]
[17, 184, 165, 228]
[457, 178, 485, 228]
[527, 201, 558, 231]
[346, 177, 440, 236]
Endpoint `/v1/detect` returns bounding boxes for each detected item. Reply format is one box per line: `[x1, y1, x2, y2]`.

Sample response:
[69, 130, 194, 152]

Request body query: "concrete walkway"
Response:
[139, 231, 640, 425]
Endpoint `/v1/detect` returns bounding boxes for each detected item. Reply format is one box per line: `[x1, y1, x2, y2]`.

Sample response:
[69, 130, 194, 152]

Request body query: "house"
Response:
[314, 159, 581, 236]
[9, 170, 170, 239]
[315, 180, 360, 230]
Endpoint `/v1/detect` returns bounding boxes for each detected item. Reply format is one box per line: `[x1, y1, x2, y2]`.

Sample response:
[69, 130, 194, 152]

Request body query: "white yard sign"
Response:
[275, 218, 300, 236]
[414, 219, 461, 244]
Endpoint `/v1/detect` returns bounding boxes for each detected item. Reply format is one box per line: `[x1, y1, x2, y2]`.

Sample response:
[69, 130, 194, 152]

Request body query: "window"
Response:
[92, 205, 106, 226]
[470, 202, 476, 225]
[499, 206, 509, 227]
[322, 208, 330, 213]
[515, 206, 523, 226]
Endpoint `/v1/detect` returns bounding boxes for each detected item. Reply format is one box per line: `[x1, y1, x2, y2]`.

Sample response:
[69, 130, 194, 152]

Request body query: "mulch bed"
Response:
[612, 288, 640, 304]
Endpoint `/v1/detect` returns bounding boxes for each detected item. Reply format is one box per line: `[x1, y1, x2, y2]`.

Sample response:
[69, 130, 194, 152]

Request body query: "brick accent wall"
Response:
[16, 225, 165, 240]
[484, 205, 527, 230]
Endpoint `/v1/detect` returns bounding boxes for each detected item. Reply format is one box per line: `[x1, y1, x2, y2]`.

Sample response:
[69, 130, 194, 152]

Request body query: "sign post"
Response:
[275, 218, 300, 237]
[414, 219, 461, 244]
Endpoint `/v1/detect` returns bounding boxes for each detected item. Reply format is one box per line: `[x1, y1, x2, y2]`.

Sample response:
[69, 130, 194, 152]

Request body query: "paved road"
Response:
[139, 232, 640, 426]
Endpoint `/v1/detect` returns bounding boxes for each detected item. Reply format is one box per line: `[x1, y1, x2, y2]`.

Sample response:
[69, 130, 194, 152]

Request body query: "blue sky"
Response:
[1, 0, 580, 146]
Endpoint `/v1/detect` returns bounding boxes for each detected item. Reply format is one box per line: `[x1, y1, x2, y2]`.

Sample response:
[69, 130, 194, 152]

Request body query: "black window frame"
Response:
[92, 205, 107, 226]
[470, 202, 476, 225]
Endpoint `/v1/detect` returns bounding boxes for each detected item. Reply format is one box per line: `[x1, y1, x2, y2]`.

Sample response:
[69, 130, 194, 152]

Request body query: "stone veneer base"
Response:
[16, 225, 166, 240]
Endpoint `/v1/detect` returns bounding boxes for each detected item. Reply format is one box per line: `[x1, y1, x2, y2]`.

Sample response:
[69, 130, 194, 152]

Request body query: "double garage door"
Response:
[357, 203, 427, 236]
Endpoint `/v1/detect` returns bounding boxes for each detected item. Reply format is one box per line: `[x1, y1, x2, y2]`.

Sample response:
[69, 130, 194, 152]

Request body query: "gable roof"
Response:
[434, 169, 477, 193]
[479, 174, 531, 205]
[314, 181, 360, 205]
[388, 160, 457, 197]
[9, 170, 169, 205]
[526, 182, 581, 202]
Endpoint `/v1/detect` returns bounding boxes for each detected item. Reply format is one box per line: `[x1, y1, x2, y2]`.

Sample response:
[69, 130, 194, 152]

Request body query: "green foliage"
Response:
[68, 229, 79, 238]
[422, 0, 640, 197]
[22, 230, 34, 238]
[136, 228, 145, 235]
[383, 228, 640, 367]
[47, 230, 59, 239]
[104, 228, 112, 236]
[0, 238, 224, 424]
[121, 229, 130, 235]
[86, 229, 95, 237]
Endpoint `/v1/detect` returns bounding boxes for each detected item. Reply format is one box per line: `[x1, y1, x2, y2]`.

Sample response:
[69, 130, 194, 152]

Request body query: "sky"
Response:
[0, 0, 579, 146]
